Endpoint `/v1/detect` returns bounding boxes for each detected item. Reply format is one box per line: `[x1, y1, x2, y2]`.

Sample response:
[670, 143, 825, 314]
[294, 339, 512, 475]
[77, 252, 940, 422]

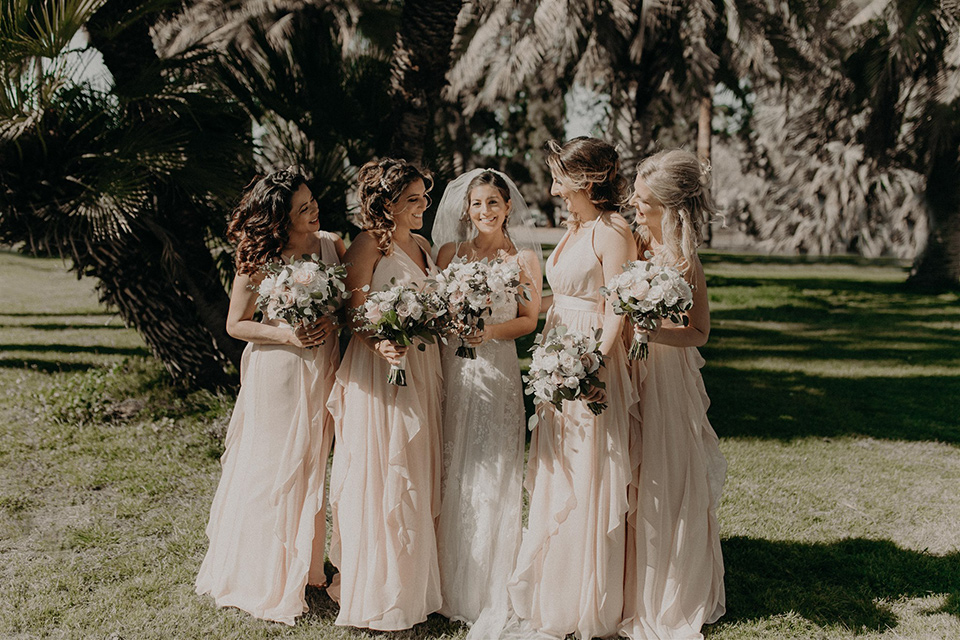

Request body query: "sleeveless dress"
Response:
[506, 216, 637, 639]
[326, 243, 444, 631]
[437, 253, 526, 638]
[620, 321, 726, 639]
[195, 231, 340, 625]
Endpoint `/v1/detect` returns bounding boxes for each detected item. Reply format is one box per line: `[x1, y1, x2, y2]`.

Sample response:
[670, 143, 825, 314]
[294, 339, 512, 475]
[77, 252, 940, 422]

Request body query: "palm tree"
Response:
[835, 0, 960, 287]
[1, 0, 252, 388]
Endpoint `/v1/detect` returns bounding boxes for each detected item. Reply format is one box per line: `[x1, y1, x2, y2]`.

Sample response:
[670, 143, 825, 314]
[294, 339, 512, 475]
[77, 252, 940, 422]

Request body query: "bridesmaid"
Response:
[431, 169, 542, 637]
[620, 149, 726, 639]
[507, 137, 638, 639]
[326, 158, 444, 631]
[196, 168, 344, 625]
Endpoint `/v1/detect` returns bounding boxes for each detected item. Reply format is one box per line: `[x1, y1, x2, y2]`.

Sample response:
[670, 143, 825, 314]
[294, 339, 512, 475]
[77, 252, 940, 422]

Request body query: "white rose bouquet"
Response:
[430, 256, 525, 359]
[523, 325, 606, 428]
[600, 260, 694, 360]
[254, 254, 350, 333]
[354, 279, 447, 386]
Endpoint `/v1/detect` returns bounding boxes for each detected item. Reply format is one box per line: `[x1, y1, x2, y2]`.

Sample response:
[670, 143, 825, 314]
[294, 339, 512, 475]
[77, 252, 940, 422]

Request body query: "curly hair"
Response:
[459, 170, 513, 240]
[356, 158, 433, 255]
[227, 168, 307, 275]
[545, 137, 627, 229]
[634, 149, 717, 274]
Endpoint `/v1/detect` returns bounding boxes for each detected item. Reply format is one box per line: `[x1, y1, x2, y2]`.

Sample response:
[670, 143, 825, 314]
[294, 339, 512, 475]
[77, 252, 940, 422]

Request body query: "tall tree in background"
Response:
[388, 0, 463, 166]
[0, 0, 251, 387]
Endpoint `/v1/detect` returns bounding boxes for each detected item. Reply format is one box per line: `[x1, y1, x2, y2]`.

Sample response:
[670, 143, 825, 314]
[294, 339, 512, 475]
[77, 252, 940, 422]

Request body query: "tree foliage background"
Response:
[1, 0, 957, 388]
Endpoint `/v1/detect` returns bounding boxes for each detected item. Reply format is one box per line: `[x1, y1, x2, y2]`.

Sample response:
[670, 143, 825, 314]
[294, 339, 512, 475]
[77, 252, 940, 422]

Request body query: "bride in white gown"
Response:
[431, 169, 542, 638]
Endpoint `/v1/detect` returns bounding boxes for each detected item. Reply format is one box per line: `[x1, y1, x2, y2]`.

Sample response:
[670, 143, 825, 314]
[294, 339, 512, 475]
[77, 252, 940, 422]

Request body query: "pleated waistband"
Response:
[553, 294, 603, 314]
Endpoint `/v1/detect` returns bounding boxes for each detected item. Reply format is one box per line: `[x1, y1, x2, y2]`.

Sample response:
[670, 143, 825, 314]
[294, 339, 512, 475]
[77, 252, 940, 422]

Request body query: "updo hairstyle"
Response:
[544, 137, 628, 229]
[356, 158, 433, 255]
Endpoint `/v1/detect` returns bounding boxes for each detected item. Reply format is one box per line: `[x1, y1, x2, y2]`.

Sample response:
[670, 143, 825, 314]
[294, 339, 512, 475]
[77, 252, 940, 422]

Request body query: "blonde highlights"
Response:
[356, 158, 433, 255]
[635, 149, 716, 274]
[545, 137, 627, 230]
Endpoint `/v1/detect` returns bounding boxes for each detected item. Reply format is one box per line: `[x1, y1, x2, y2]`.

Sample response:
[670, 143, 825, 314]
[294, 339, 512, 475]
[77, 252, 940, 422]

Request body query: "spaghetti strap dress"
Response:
[195, 231, 340, 625]
[325, 242, 444, 631]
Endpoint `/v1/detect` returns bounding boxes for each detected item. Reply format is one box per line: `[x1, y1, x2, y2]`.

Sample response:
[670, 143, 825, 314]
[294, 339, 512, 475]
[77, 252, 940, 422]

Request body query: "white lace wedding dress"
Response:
[437, 275, 526, 638]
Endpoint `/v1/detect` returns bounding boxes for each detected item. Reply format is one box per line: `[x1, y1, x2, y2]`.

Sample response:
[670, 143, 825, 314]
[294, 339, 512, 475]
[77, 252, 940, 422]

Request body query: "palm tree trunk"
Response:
[388, 0, 463, 165]
[698, 88, 714, 247]
[909, 145, 960, 288]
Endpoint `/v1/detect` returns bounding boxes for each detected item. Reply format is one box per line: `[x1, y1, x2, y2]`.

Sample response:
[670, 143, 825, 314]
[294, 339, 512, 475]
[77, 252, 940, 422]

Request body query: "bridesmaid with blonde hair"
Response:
[621, 149, 726, 640]
[326, 157, 444, 631]
[505, 137, 638, 639]
[196, 168, 344, 625]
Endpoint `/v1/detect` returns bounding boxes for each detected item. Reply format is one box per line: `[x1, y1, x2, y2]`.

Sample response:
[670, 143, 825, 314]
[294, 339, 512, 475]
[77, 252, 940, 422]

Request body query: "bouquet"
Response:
[254, 254, 350, 335]
[354, 279, 447, 385]
[430, 256, 525, 359]
[523, 325, 606, 428]
[600, 260, 693, 360]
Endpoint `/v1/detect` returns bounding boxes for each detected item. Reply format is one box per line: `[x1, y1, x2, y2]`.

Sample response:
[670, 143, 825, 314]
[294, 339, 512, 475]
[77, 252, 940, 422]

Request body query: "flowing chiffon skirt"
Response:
[621, 343, 726, 640]
[505, 301, 638, 639]
[326, 337, 444, 630]
[195, 338, 337, 625]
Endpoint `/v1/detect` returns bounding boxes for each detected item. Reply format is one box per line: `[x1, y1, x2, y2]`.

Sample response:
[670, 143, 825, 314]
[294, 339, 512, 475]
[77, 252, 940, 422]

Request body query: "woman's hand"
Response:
[583, 383, 607, 405]
[374, 339, 408, 366]
[293, 315, 336, 348]
[462, 327, 487, 348]
[636, 317, 662, 343]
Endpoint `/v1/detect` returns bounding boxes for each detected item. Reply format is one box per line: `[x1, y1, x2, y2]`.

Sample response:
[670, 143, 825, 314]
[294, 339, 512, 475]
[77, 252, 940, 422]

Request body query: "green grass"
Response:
[1, 248, 958, 639]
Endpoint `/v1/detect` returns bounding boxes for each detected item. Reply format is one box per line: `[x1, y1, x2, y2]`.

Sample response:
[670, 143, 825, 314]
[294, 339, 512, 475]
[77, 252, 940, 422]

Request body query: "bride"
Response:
[431, 169, 542, 637]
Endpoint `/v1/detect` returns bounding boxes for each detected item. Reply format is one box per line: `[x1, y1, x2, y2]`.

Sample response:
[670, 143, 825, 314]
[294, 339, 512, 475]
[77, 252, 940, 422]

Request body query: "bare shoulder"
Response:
[412, 233, 433, 254]
[343, 231, 378, 261]
[436, 242, 458, 266]
[600, 212, 634, 237]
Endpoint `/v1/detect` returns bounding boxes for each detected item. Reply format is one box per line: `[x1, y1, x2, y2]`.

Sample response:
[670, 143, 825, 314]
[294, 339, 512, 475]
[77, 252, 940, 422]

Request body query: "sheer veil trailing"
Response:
[431, 168, 543, 273]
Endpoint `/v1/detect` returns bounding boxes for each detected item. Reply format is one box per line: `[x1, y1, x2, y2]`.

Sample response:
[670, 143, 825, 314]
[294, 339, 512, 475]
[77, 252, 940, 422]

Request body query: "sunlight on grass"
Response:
[1, 250, 958, 639]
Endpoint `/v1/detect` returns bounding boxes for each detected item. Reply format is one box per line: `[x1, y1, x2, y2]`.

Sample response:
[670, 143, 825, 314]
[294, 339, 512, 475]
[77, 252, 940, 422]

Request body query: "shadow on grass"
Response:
[0, 358, 99, 373]
[0, 343, 149, 357]
[303, 586, 465, 638]
[720, 536, 960, 631]
[705, 365, 960, 444]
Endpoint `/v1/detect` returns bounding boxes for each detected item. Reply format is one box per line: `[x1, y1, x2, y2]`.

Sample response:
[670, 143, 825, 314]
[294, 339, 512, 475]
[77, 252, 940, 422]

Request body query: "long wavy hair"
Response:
[634, 149, 717, 274]
[356, 158, 433, 255]
[227, 168, 307, 275]
[545, 137, 627, 230]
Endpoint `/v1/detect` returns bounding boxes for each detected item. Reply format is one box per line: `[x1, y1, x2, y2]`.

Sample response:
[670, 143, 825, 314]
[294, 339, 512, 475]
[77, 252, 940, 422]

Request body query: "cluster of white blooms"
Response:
[524, 325, 606, 422]
[600, 260, 694, 359]
[255, 256, 349, 327]
[430, 256, 523, 358]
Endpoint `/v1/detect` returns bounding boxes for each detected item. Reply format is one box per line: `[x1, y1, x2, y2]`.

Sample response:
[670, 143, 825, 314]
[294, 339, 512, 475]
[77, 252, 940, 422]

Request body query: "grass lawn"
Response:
[1, 248, 958, 639]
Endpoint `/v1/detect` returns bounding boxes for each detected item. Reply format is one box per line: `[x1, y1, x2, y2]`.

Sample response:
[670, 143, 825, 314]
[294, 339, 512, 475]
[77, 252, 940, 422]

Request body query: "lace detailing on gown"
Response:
[438, 271, 525, 637]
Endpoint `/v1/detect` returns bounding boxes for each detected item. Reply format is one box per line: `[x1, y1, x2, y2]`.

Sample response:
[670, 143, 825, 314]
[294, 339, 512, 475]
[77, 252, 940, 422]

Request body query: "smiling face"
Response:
[389, 178, 431, 231]
[550, 174, 593, 219]
[287, 183, 319, 234]
[467, 183, 512, 236]
[630, 174, 664, 234]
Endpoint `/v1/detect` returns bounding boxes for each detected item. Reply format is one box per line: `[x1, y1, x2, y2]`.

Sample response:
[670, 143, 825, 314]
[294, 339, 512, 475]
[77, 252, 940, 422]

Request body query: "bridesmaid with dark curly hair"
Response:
[196, 168, 345, 624]
[326, 158, 444, 631]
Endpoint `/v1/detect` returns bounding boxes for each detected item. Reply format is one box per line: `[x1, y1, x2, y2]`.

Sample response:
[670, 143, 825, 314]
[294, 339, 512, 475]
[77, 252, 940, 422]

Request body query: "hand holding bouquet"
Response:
[254, 255, 350, 342]
[523, 325, 606, 428]
[354, 279, 446, 385]
[430, 256, 525, 359]
[600, 260, 693, 360]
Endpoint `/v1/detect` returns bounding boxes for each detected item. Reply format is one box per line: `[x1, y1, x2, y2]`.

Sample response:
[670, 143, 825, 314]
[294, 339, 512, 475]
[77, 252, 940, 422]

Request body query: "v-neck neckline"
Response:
[395, 239, 432, 276]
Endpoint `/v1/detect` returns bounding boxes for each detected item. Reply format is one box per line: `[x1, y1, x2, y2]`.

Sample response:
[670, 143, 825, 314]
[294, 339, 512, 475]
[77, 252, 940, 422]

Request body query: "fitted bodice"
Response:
[371, 241, 437, 290]
[546, 219, 604, 310]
